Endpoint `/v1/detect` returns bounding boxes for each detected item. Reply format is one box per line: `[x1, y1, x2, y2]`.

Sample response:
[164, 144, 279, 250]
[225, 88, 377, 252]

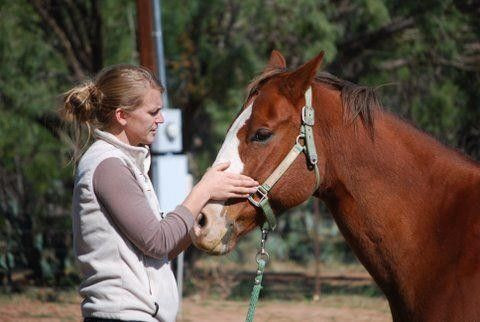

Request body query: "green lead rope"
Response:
[245, 258, 266, 322]
[245, 228, 270, 322]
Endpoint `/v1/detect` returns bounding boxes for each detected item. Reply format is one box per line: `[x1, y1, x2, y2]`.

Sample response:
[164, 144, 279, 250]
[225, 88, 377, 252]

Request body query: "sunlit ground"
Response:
[0, 289, 390, 322]
[0, 260, 392, 322]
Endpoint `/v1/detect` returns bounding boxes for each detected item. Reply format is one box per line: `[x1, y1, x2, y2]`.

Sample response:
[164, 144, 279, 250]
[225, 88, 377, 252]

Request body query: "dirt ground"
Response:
[0, 290, 391, 322]
[0, 260, 391, 321]
[179, 295, 391, 322]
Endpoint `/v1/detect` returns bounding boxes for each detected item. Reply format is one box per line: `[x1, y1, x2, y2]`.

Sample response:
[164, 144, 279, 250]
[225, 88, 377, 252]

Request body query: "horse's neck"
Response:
[320, 109, 480, 313]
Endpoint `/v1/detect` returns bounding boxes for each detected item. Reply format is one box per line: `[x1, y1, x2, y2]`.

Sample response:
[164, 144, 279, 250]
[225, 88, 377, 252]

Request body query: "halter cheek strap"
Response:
[247, 86, 321, 231]
[302, 87, 321, 190]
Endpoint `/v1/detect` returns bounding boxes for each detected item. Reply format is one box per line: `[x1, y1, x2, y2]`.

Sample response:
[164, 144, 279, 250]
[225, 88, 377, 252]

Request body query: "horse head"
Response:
[190, 50, 329, 254]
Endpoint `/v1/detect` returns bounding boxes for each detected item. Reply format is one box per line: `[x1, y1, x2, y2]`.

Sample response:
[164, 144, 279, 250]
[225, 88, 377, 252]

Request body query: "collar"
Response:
[93, 129, 151, 174]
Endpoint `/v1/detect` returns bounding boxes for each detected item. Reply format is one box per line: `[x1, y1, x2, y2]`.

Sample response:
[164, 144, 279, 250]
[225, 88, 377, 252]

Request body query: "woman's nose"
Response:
[156, 113, 164, 124]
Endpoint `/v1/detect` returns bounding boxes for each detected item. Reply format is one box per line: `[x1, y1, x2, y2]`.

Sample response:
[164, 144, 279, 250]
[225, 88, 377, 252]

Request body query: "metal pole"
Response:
[137, 0, 186, 314]
[152, 0, 169, 109]
[151, 0, 184, 313]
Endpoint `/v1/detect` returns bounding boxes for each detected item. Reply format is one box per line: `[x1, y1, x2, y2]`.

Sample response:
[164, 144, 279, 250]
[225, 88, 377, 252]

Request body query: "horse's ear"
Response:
[264, 50, 287, 72]
[284, 51, 324, 103]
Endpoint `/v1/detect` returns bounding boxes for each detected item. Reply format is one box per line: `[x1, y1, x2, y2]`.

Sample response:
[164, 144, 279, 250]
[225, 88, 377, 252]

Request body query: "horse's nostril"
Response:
[197, 213, 207, 228]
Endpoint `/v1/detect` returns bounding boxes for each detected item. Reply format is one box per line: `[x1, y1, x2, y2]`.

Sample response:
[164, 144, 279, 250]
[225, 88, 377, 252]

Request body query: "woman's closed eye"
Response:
[251, 128, 273, 142]
[149, 108, 161, 116]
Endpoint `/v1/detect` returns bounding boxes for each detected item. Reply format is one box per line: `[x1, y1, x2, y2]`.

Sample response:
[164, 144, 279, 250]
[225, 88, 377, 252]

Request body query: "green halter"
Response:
[247, 86, 321, 231]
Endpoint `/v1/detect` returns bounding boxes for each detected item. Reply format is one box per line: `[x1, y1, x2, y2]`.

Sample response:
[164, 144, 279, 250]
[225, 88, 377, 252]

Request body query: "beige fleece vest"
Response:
[72, 129, 178, 322]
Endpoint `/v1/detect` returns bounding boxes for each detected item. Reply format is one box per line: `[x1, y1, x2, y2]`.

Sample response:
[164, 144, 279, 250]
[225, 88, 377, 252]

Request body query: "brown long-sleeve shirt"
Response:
[93, 157, 192, 260]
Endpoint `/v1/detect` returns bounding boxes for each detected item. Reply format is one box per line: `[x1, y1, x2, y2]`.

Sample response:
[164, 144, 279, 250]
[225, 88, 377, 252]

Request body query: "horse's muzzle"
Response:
[189, 203, 235, 255]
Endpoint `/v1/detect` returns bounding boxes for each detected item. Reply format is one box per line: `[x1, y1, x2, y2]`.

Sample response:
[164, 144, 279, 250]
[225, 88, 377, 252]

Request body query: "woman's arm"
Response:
[93, 158, 258, 260]
[167, 162, 259, 258]
[168, 233, 191, 261]
[93, 157, 193, 260]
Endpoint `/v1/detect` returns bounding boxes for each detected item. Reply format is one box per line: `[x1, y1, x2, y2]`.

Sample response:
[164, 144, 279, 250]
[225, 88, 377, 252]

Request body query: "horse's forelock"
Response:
[245, 68, 287, 101]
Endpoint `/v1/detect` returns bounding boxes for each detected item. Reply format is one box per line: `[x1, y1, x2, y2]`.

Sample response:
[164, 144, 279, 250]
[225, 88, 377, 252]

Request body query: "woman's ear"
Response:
[115, 108, 128, 126]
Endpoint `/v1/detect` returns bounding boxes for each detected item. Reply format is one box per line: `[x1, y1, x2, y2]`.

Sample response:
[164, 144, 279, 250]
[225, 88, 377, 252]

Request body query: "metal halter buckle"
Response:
[248, 186, 269, 208]
[301, 106, 315, 126]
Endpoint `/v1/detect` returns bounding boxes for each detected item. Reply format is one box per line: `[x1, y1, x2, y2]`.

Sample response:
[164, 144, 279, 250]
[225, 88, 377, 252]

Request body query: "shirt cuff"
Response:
[169, 205, 195, 229]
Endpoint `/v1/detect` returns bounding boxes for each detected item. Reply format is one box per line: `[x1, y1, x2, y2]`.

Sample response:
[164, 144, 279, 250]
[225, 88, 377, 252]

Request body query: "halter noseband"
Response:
[247, 86, 321, 230]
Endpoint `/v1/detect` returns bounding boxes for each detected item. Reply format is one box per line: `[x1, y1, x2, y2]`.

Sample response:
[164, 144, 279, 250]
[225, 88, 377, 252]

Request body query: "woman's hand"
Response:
[182, 162, 259, 217]
[197, 162, 259, 201]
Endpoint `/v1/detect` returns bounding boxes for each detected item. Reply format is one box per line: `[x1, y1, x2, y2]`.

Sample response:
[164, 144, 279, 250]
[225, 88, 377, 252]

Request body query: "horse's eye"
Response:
[252, 128, 273, 142]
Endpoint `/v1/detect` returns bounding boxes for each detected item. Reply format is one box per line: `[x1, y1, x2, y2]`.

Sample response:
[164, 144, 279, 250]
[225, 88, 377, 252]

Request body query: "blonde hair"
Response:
[59, 64, 163, 162]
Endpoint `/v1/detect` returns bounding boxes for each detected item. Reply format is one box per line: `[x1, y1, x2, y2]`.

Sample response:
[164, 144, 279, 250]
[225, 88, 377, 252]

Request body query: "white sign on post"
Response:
[151, 108, 187, 211]
[151, 154, 189, 212]
[153, 109, 183, 154]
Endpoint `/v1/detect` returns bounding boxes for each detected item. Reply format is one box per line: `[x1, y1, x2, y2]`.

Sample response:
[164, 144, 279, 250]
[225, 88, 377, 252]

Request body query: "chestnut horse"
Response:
[190, 50, 480, 321]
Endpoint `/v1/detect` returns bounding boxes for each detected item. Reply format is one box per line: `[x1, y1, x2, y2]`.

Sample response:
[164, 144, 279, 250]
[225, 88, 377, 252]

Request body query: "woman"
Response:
[60, 65, 258, 322]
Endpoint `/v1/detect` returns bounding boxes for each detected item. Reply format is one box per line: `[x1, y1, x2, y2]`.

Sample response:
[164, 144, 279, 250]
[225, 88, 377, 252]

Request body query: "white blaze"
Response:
[203, 104, 252, 215]
[213, 104, 252, 173]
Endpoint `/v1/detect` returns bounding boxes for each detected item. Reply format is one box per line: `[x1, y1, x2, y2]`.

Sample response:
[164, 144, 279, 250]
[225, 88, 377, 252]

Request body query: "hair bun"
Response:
[88, 83, 103, 107]
[60, 81, 98, 123]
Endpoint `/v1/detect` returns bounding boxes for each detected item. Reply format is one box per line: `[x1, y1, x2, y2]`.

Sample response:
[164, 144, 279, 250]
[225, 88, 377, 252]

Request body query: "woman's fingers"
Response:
[239, 174, 258, 182]
[227, 192, 251, 199]
[225, 174, 258, 186]
[213, 161, 230, 171]
[225, 172, 254, 180]
[229, 186, 258, 194]
[228, 178, 258, 188]
[201, 163, 261, 201]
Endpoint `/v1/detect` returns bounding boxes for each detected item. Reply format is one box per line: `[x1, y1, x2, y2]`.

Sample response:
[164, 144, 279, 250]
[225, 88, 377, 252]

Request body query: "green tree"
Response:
[0, 0, 137, 287]
[163, 0, 479, 174]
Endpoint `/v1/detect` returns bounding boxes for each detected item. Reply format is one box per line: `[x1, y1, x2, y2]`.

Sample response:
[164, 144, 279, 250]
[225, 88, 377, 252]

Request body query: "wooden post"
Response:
[136, 0, 157, 73]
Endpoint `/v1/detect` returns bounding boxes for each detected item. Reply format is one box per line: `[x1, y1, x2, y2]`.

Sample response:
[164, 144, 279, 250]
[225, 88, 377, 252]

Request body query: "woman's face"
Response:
[124, 87, 164, 146]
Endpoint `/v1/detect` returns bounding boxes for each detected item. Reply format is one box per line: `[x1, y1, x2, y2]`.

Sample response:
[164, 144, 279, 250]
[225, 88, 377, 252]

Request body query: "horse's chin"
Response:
[191, 238, 237, 255]
[190, 202, 261, 255]
[189, 215, 239, 255]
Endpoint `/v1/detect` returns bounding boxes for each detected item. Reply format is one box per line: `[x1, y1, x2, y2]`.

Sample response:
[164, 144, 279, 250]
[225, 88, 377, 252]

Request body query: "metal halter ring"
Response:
[255, 250, 270, 264]
[296, 134, 306, 148]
